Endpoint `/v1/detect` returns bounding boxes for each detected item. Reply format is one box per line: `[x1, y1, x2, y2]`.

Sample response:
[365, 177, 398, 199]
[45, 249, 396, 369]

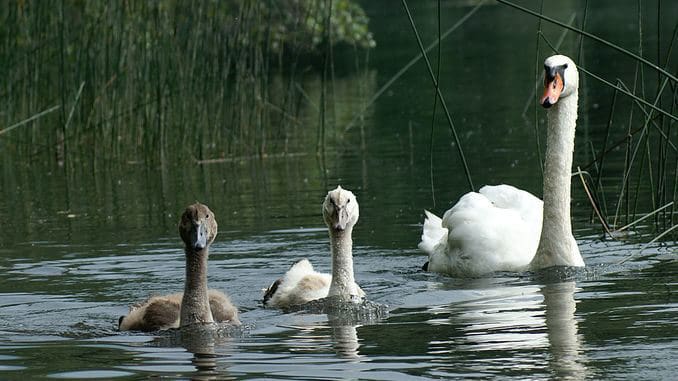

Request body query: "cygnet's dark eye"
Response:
[347, 199, 351, 203]
[206, 214, 210, 219]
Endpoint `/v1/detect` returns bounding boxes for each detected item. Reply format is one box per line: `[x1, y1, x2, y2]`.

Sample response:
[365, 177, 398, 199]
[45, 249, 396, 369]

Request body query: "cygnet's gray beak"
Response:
[190, 222, 208, 250]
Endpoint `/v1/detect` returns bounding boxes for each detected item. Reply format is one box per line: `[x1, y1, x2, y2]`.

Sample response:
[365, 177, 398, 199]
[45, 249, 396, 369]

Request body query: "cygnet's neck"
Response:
[533, 92, 583, 268]
[180, 247, 214, 326]
[328, 226, 358, 299]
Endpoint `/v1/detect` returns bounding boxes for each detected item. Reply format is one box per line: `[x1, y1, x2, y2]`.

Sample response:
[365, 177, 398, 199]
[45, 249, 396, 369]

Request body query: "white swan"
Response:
[419, 55, 585, 276]
[119, 203, 240, 331]
[263, 186, 365, 308]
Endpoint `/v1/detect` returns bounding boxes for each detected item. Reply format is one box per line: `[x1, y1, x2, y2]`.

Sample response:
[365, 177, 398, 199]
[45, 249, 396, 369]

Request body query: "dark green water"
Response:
[1, 1, 677, 379]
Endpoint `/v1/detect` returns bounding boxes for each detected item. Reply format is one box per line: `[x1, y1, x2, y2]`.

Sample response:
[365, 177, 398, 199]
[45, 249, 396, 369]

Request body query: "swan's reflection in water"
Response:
[330, 322, 361, 360]
[189, 352, 220, 381]
[426, 278, 586, 379]
[451, 284, 547, 351]
[542, 281, 586, 380]
[181, 329, 220, 381]
[149, 324, 239, 380]
[278, 315, 363, 361]
[275, 296, 387, 360]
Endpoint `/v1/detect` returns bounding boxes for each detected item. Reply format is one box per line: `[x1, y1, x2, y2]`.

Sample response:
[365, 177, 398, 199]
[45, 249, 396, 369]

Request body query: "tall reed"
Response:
[0, 0, 375, 167]
[499, 0, 677, 241]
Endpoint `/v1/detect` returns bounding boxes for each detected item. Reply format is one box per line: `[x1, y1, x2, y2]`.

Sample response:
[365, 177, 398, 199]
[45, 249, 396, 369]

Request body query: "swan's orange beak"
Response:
[541, 72, 563, 108]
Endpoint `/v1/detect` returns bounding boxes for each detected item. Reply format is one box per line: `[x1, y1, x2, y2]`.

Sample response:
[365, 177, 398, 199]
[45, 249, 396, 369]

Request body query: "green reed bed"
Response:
[0, 0, 375, 169]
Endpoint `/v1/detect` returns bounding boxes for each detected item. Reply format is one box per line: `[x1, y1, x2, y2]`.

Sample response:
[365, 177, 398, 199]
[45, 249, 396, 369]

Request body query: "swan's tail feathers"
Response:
[418, 210, 448, 255]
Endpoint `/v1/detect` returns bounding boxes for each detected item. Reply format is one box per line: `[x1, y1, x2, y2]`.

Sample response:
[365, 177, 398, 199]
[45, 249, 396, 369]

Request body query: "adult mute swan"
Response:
[119, 203, 240, 331]
[263, 186, 365, 308]
[419, 55, 585, 276]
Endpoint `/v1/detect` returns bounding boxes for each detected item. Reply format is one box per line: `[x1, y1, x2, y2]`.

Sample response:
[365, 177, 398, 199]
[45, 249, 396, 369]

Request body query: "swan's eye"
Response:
[347, 199, 351, 204]
[206, 214, 210, 219]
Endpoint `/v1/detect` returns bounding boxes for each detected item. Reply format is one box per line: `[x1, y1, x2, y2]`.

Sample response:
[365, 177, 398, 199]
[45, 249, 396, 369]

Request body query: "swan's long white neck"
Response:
[532, 91, 583, 268]
[181, 248, 214, 326]
[328, 227, 359, 299]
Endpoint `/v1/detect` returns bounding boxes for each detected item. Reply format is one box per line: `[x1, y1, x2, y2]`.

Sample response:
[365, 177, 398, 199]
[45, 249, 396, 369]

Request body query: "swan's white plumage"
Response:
[263, 258, 365, 308]
[420, 55, 585, 276]
[419, 210, 446, 255]
[264, 259, 332, 307]
[264, 186, 365, 308]
[420, 185, 543, 276]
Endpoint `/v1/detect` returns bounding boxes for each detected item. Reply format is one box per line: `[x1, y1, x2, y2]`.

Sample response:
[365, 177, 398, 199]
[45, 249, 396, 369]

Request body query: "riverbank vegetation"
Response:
[0, 0, 375, 166]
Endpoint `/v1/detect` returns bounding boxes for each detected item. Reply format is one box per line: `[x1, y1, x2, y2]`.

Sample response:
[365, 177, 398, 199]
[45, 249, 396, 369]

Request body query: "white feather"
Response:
[419, 55, 585, 276]
[422, 185, 543, 276]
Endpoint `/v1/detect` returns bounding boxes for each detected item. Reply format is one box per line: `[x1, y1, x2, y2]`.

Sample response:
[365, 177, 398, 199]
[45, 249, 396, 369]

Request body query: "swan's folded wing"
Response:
[479, 184, 543, 229]
[431, 190, 541, 275]
[119, 295, 181, 332]
[264, 259, 331, 308]
[208, 289, 240, 325]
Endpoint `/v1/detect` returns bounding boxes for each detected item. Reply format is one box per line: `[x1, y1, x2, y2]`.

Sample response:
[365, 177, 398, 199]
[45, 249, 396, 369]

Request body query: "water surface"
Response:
[1, 1, 677, 379]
